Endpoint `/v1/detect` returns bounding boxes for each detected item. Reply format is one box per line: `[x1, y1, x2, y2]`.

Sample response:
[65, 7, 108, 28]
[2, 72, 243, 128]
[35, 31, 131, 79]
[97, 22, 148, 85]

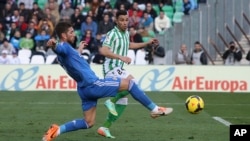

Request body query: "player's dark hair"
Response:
[116, 10, 127, 19]
[54, 22, 72, 38]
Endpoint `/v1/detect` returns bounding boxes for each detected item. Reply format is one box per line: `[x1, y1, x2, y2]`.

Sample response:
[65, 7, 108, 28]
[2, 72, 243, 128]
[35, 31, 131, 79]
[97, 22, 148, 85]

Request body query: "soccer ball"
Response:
[185, 95, 204, 114]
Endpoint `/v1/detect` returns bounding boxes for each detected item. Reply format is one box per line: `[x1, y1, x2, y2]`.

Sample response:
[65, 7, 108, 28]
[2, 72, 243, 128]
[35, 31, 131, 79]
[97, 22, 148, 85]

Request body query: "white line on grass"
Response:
[0, 102, 250, 106]
[213, 116, 232, 127]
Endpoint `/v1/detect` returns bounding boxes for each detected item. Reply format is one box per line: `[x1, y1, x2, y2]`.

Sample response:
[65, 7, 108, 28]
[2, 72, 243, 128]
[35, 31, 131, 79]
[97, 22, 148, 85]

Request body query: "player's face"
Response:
[65, 27, 76, 44]
[116, 15, 129, 32]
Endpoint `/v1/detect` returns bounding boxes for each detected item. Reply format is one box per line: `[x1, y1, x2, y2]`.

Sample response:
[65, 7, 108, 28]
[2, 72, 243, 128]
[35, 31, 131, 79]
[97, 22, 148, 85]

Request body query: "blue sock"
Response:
[128, 80, 157, 111]
[59, 119, 89, 134]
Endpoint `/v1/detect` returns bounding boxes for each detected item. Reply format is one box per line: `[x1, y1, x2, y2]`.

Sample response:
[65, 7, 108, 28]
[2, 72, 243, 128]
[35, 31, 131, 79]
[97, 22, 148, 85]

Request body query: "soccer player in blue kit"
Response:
[42, 22, 173, 141]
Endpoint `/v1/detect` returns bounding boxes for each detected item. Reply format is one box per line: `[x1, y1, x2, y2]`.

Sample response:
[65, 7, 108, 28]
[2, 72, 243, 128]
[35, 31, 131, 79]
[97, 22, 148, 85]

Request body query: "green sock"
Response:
[103, 104, 127, 128]
[111, 91, 129, 103]
[103, 91, 129, 128]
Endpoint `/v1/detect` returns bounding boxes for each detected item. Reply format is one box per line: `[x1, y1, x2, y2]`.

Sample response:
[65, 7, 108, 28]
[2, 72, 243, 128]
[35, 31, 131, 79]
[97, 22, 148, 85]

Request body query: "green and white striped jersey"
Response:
[102, 26, 130, 75]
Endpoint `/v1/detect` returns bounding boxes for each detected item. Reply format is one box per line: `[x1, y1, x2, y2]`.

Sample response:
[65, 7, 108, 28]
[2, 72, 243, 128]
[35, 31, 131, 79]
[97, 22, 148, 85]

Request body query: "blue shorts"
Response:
[77, 77, 121, 111]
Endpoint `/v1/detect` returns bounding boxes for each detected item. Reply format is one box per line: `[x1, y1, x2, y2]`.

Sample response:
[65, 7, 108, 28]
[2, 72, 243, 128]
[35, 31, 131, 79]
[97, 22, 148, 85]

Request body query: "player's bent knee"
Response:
[119, 78, 130, 91]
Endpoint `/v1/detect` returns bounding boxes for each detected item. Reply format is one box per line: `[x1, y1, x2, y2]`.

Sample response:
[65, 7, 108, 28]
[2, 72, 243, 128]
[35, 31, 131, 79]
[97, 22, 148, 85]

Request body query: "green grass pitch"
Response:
[0, 91, 249, 141]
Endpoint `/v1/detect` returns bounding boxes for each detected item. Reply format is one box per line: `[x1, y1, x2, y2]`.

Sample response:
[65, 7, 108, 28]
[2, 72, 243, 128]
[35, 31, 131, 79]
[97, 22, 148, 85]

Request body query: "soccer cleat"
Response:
[150, 107, 173, 119]
[97, 127, 115, 138]
[104, 99, 118, 116]
[42, 124, 59, 141]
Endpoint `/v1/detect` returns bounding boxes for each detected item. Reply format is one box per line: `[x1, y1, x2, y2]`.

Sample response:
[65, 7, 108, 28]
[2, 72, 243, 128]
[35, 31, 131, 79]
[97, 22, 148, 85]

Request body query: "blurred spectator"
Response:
[175, 44, 191, 65]
[31, 2, 45, 22]
[9, 22, 19, 40]
[38, 18, 54, 36]
[81, 16, 97, 38]
[7, 0, 18, 11]
[71, 7, 85, 30]
[16, 15, 28, 37]
[1, 3, 13, 28]
[140, 11, 154, 31]
[222, 41, 242, 65]
[19, 32, 34, 50]
[145, 2, 157, 20]
[59, 0, 72, 13]
[190, 41, 207, 65]
[137, 26, 155, 43]
[11, 9, 20, 23]
[129, 26, 143, 43]
[81, 30, 98, 56]
[0, 50, 9, 64]
[10, 30, 21, 52]
[128, 2, 143, 17]
[115, 0, 131, 10]
[18, 0, 34, 10]
[60, 1, 74, 21]
[129, 26, 143, 53]
[118, 4, 126, 11]
[44, 8, 57, 26]
[128, 9, 141, 29]
[90, 0, 100, 17]
[18, 2, 30, 22]
[26, 21, 37, 38]
[8, 50, 20, 64]
[183, 0, 192, 15]
[98, 13, 114, 36]
[0, 22, 7, 42]
[246, 50, 250, 64]
[92, 33, 105, 64]
[34, 29, 50, 53]
[0, 38, 15, 55]
[96, 0, 106, 22]
[46, 0, 60, 25]
[85, 10, 97, 22]
[154, 11, 171, 34]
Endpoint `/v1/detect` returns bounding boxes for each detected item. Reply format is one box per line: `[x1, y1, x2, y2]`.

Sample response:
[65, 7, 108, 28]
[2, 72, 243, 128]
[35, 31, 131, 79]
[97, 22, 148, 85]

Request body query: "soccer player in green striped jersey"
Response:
[97, 10, 165, 138]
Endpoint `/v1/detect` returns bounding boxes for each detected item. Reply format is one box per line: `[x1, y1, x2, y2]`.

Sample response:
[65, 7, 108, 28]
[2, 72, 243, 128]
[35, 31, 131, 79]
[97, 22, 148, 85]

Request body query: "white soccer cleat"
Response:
[97, 127, 115, 138]
[150, 107, 173, 119]
[104, 99, 118, 116]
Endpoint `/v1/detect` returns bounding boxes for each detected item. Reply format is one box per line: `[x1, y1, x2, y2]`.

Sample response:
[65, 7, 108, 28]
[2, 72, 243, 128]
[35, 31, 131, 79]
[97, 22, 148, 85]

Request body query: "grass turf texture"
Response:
[0, 91, 249, 141]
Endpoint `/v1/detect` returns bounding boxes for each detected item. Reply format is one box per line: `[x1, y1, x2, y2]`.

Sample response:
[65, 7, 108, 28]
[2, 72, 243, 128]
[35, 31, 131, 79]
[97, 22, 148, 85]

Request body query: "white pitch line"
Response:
[213, 116, 232, 127]
[0, 101, 249, 106]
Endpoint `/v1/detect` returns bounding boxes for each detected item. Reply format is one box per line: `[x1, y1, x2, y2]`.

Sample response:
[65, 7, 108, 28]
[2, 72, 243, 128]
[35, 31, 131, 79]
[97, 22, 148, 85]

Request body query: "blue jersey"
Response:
[54, 42, 98, 87]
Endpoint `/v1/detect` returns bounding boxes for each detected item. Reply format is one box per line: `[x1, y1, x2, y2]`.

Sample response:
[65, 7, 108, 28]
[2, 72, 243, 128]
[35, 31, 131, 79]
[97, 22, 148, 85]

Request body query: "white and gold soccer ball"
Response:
[185, 95, 204, 114]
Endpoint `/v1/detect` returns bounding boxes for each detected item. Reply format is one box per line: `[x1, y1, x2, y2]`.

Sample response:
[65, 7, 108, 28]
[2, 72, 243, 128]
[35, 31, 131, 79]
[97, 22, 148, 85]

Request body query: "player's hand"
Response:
[148, 38, 159, 46]
[78, 41, 88, 53]
[79, 41, 88, 49]
[119, 56, 131, 64]
[47, 39, 57, 47]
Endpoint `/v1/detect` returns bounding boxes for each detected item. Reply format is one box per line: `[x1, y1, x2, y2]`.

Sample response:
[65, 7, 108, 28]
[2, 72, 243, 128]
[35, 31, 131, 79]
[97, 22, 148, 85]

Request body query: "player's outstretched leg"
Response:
[98, 91, 129, 138]
[127, 79, 173, 118]
[42, 119, 89, 141]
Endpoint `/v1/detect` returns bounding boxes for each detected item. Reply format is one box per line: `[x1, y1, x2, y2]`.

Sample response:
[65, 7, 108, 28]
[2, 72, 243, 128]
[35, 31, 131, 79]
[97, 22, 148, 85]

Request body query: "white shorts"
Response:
[105, 67, 130, 79]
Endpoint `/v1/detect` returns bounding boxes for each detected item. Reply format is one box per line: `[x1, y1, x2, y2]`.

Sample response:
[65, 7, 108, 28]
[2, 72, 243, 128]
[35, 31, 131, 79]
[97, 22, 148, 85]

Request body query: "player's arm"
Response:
[99, 46, 122, 60]
[129, 38, 159, 49]
[99, 46, 131, 64]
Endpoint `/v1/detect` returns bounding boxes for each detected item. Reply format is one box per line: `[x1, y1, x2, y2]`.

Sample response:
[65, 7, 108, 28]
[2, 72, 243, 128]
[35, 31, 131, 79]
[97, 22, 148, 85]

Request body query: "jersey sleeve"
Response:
[54, 43, 68, 56]
[102, 33, 114, 48]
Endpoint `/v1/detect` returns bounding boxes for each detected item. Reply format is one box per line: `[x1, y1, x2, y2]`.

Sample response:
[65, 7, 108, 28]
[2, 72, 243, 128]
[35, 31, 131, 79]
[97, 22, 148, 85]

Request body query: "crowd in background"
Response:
[0, 0, 204, 65]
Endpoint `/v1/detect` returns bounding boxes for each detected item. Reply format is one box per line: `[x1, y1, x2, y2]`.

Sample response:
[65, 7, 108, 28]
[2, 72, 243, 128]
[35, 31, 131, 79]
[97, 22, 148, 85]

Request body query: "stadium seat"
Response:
[162, 5, 174, 19]
[175, 0, 184, 12]
[173, 12, 184, 23]
[135, 49, 148, 65]
[45, 55, 57, 64]
[19, 57, 30, 64]
[127, 49, 136, 65]
[152, 5, 160, 15]
[30, 55, 45, 64]
[18, 49, 32, 58]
